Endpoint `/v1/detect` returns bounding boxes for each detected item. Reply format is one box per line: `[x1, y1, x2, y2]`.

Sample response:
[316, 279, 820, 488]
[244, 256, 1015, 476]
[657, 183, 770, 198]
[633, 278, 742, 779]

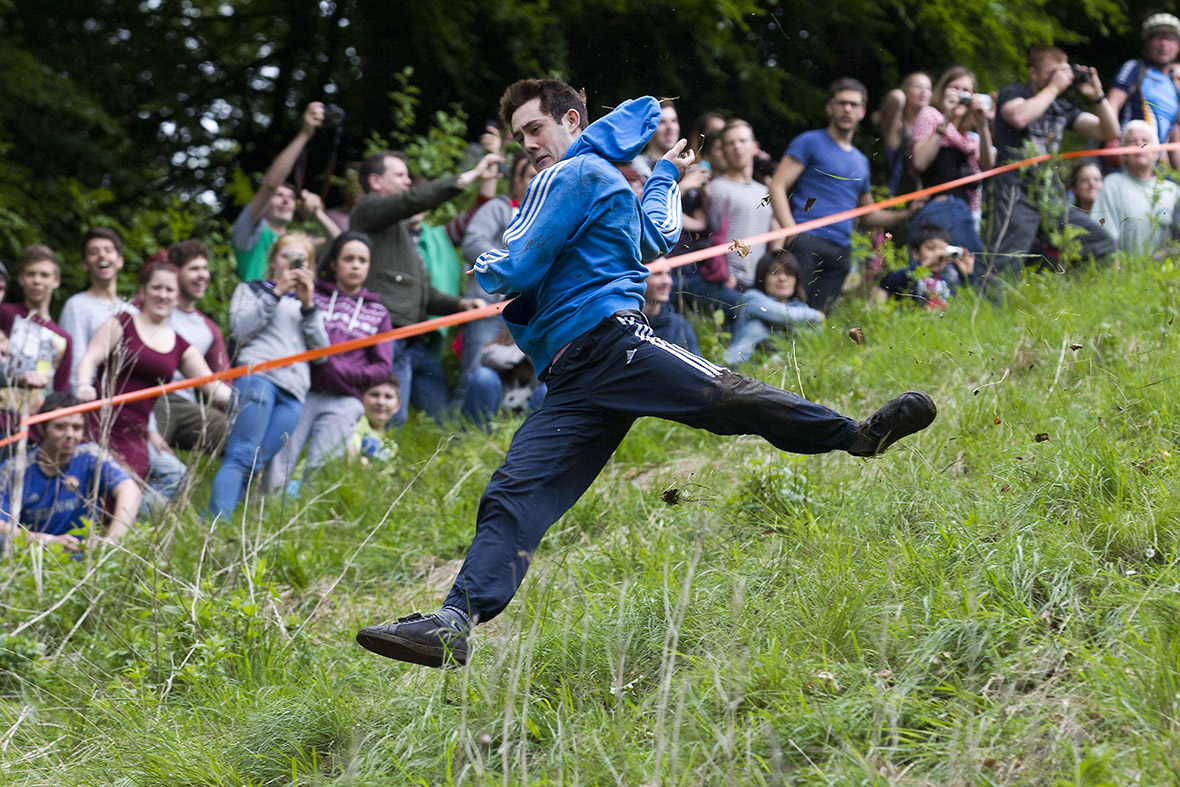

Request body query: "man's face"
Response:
[721, 125, 756, 172]
[0, 277, 8, 305]
[512, 98, 580, 171]
[645, 264, 673, 302]
[1028, 57, 1068, 91]
[19, 260, 59, 307]
[178, 256, 210, 303]
[266, 185, 297, 225]
[42, 413, 84, 460]
[826, 90, 867, 132]
[1146, 31, 1180, 67]
[83, 238, 124, 284]
[369, 156, 412, 195]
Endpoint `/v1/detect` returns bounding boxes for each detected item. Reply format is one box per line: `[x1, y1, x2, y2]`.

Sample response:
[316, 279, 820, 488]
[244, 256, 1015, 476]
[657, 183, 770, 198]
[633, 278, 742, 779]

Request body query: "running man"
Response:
[356, 79, 937, 668]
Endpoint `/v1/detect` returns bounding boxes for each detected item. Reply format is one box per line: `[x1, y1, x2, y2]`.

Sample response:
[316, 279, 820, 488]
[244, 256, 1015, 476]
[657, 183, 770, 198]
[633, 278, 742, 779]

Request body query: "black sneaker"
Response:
[356, 610, 470, 668]
[848, 391, 937, 457]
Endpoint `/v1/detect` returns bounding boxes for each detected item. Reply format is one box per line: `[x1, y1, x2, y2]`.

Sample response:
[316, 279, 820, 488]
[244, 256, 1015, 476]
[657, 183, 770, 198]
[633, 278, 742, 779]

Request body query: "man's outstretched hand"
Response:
[662, 139, 695, 179]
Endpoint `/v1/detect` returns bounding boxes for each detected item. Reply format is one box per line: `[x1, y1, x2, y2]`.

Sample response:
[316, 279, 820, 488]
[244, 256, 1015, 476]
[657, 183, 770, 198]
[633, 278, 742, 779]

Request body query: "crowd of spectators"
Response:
[5, 15, 1180, 549]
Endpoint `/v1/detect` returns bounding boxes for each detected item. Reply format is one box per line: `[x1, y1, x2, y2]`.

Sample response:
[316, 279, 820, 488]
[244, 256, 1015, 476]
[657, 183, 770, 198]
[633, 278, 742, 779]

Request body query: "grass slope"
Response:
[4, 261, 1180, 785]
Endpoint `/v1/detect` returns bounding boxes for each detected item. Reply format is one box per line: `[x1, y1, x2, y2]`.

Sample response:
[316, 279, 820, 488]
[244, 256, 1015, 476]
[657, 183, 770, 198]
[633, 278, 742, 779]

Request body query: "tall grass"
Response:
[3, 260, 1180, 784]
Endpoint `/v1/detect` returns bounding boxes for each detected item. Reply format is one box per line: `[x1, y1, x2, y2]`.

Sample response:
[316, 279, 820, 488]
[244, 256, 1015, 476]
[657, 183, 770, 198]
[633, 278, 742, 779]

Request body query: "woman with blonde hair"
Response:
[207, 232, 329, 519]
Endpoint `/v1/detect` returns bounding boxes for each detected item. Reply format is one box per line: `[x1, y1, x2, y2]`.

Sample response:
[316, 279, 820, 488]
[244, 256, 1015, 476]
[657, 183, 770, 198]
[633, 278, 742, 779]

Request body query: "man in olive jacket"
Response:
[350, 150, 500, 425]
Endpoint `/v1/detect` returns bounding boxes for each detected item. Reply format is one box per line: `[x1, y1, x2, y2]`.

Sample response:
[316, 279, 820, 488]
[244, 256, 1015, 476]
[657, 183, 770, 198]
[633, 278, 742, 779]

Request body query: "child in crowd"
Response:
[725, 250, 824, 365]
[0, 246, 72, 435]
[879, 223, 975, 309]
[268, 231, 393, 495]
[350, 375, 401, 465]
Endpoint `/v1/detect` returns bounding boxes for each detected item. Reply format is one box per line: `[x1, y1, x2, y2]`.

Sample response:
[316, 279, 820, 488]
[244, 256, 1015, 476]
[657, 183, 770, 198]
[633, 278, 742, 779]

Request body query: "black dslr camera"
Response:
[1071, 64, 1093, 86]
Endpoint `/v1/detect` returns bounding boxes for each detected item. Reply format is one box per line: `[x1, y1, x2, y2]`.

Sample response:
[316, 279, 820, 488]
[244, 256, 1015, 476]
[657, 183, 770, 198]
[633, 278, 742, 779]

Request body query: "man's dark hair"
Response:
[1028, 44, 1068, 71]
[39, 391, 80, 416]
[828, 78, 869, 106]
[81, 227, 122, 257]
[167, 239, 211, 269]
[499, 79, 589, 133]
[754, 250, 803, 298]
[909, 223, 952, 251]
[358, 151, 408, 194]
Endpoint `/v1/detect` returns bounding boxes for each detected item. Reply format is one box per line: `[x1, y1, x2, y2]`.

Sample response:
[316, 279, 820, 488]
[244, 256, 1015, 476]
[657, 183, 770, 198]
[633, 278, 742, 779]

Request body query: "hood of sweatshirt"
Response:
[561, 96, 661, 164]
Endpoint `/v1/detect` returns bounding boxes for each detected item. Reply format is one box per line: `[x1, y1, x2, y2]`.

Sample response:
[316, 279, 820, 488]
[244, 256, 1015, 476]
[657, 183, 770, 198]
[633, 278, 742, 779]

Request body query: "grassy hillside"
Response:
[4, 259, 1180, 785]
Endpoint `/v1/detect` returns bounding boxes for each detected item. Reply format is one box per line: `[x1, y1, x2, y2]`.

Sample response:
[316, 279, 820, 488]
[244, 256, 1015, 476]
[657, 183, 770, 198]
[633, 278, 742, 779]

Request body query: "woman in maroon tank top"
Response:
[74, 260, 231, 478]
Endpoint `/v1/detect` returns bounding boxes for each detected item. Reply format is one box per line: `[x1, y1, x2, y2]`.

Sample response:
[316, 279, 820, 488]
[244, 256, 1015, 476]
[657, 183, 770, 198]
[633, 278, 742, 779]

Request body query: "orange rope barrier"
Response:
[3, 139, 1176, 448]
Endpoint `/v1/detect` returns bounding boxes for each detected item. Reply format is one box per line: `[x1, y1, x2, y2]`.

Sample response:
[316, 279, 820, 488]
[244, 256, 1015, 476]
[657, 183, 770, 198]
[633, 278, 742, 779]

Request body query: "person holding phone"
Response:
[207, 232, 329, 519]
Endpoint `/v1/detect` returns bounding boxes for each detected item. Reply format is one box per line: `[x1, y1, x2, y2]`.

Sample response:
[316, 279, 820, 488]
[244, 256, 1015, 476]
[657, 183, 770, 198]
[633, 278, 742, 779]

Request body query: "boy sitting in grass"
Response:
[880, 223, 975, 309]
[349, 375, 400, 465]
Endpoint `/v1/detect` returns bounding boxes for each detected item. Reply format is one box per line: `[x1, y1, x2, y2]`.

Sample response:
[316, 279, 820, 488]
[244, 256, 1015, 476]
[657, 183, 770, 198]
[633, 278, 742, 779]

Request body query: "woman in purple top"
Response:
[268, 231, 394, 493]
[75, 260, 232, 478]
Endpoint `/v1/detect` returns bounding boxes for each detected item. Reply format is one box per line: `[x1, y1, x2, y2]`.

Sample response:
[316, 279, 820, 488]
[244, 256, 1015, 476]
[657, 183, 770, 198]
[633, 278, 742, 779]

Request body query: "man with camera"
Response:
[981, 45, 1119, 290]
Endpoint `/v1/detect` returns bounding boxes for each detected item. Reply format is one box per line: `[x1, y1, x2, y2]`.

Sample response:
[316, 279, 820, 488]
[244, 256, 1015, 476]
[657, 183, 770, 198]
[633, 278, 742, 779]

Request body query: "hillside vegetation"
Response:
[4, 260, 1180, 785]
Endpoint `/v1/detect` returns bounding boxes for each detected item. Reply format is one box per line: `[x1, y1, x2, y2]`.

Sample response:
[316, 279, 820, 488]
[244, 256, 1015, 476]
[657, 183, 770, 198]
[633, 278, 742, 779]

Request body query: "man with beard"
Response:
[1109, 13, 1180, 169]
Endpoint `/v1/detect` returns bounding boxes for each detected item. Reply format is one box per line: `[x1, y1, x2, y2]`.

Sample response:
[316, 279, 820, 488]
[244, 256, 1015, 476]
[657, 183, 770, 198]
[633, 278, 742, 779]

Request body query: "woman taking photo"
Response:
[268, 231, 393, 494]
[207, 232, 329, 519]
[908, 66, 994, 260]
[75, 259, 231, 482]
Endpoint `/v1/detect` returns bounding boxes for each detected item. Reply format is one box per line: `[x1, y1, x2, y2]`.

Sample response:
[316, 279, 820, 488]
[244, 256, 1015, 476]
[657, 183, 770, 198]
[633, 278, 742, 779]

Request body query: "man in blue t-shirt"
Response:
[1109, 13, 1180, 169]
[769, 78, 913, 313]
[0, 393, 140, 551]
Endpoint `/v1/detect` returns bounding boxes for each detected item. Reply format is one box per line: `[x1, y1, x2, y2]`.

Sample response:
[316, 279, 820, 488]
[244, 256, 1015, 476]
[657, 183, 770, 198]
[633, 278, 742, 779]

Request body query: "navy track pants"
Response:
[442, 311, 858, 622]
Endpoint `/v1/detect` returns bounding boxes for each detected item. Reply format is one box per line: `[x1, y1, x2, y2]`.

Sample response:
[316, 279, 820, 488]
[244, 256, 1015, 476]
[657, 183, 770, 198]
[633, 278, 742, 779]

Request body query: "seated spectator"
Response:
[74, 260, 231, 496]
[907, 66, 993, 268]
[631, 100, 680, 181]
[268, 231, 393, 495]
[350, 149, 498, 426]
[350, 376, 401, 465]
[0, 392, 140, 551]
[153, 240, 231, 454]
[0, 245, 72, 434]
[232, 102, 339, 281]
[1069, 160, 1104, 213]
[59, 228, 133, 388]
[725, 251, 824, 365]
[643, 258, 699, 354]
[1093, 120, 1180, 256]
[207, 233, 329, 519]
[880, 223, 975, 308]
[457, 154, 537, 399]
[461, 327, 545, 429]
[875, 72, 932, 195]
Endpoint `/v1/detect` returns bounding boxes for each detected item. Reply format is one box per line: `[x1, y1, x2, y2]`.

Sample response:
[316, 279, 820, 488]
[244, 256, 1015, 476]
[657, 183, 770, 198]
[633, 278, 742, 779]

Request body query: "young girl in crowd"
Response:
[877, 72, 932, 194]
[268, 231, 393, 494]
[207, 232, 329, 519]
[75, 259, 231, 481]
[724, 251, 824, 365]
[907, 66, 993, 264]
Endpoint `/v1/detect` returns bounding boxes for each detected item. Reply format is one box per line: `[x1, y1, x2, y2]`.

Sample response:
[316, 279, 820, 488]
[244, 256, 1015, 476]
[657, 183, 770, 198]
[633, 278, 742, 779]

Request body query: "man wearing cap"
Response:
[1109, 13, 1180, 168]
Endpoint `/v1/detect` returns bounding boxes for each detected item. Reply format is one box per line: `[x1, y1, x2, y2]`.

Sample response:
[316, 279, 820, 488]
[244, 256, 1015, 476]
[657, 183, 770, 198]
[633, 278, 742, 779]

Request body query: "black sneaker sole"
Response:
[355, 627, 468, 668]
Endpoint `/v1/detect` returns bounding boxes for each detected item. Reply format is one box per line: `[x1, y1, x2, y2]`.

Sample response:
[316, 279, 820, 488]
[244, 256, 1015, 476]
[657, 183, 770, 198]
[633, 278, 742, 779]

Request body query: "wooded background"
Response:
[0, 0, 1154, 277]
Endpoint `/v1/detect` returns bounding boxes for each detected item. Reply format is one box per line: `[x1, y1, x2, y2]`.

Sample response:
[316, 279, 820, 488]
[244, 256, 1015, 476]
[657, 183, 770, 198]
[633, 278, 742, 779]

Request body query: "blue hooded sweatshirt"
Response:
[472, 97, 683, 375]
